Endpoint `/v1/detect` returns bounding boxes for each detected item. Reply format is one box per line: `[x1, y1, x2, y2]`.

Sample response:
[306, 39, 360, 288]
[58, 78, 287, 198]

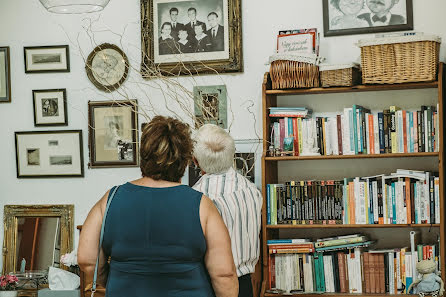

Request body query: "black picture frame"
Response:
[0, 46, 11, 103]
[323, 0, 413, 37]
[88, 100, 139, 168]
[15, 130, 84, 178]
[24, 45, 70, 73]
[32, 89, 68, 127]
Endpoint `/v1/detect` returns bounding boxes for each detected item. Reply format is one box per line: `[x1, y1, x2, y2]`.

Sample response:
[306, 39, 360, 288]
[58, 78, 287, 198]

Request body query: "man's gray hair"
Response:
[193, 124, 235, 174]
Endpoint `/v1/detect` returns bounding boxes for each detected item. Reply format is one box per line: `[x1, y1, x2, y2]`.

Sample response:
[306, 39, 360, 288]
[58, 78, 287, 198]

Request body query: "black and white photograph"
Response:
[27, 149, 40, 166]
[33, 89, 68, 126]
[88, 100, 139, 168]
[0, 47, 11, 103]
[15, 130, 84, 178]
[24, 45, 70, 73]
[188, 164, 202, 186]
[141, 0, 242, 76]
[323, 0, 413, 36]
[193, 85, 227, 129]
[234, 152, 255, 183]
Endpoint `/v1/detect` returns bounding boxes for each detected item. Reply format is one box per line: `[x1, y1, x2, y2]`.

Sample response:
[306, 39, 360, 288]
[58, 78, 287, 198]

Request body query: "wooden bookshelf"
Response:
[264, 294, 418, 297]
[258, 63, 446, 297]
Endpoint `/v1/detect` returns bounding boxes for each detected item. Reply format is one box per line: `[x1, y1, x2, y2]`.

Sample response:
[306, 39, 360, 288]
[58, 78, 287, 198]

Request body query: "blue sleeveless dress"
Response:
[102, 182, 216, 297]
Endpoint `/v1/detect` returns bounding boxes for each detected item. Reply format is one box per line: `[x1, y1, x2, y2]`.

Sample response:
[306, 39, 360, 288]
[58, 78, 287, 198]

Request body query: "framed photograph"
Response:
[323, 0, 413, 37]
[193, 85, 227, 129]
[86, 43, 129, 93]
[0, 47, 11, 103]
[88, 100, 139, 168]
[15, 130, 84, 178]
[140, 0, 243, 76]
[32, 89, 68, 126]
[24, 45, 70, 73]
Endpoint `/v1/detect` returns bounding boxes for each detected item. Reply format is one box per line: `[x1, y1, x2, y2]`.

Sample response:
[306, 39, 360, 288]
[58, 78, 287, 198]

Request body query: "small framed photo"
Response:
[0, 47, 11, 103]
[32, 89, 68, 126]
[24, 45, 70, 73]
[88, 100, 139, 168]
[15, 130, 84, 178]
[323, 0, 413, 37]
[193, 85, 227, 129]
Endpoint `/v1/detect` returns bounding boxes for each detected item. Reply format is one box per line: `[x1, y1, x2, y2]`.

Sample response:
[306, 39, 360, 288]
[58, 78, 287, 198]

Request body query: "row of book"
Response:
[268, 234, 441, 294]
[266, 170, 440, 225]
[269, 105, 440, 156]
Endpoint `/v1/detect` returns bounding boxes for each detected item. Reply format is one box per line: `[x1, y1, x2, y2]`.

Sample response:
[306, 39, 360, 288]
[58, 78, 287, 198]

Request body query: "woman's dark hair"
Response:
[161, 22, 172, 31]
[140, 116, 193, 182]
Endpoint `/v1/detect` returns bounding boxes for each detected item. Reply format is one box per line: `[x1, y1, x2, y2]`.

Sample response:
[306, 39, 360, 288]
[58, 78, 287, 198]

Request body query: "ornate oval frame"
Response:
[85, 43, 129, 93]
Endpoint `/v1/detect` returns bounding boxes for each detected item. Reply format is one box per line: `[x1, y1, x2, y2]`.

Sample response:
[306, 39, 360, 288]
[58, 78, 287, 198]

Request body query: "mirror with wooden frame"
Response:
[2, 205, 74, 273]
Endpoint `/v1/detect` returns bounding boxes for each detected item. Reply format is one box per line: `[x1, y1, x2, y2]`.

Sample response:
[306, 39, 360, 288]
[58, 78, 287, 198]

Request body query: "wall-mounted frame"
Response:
[24, 45, 70, 73]
[32, 89, 68, 126]
[15, 130, 84, 178]
[323, 0, 413, 37]
[0, 46, 11, 103]
[140, 0, 243, 76]
[88, 100, 139, 168]
[85, 43, 129, 93]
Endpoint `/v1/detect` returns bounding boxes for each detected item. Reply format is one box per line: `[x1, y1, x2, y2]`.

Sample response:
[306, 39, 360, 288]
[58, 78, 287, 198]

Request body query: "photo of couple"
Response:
[325, 0, 412, 36]
[157, 1, 225, 55]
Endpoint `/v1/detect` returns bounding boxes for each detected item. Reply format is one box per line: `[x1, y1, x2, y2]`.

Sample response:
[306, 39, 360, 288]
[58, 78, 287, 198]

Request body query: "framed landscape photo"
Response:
[140, 0, 242, 76]
[323, 0, 413, 37]
[15, 130, 84, 178]
[24, 45, 70, 73]
[0, 47, 11, 103]
[88, 100, 139, 168]
[32, 89, 68, 126]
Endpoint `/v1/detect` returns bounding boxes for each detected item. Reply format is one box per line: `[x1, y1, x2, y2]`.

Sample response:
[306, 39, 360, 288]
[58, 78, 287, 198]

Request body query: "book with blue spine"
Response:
[267, 184, 271, 225]
[378, 112, 384, 154]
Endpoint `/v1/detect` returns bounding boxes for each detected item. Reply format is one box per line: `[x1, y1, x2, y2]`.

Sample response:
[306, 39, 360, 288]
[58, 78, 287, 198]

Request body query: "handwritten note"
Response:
[277, 33, 314, 54]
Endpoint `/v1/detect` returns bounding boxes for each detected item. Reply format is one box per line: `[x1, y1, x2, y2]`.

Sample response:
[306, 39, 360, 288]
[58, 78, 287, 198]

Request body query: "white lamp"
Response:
[39, 0, 110, 14]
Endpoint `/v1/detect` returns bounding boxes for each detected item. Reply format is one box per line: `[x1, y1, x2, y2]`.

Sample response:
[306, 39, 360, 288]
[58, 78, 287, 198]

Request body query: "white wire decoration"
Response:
[39, 0, 110, 14]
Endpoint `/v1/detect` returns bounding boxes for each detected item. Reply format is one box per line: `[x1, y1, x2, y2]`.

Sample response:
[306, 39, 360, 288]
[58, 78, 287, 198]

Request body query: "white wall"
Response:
[1, 0, 446, 272]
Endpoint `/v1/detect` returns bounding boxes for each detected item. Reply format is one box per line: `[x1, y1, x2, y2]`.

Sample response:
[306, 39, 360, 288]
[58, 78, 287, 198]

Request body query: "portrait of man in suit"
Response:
[358, 0, 406, 26]
[169, 7, 185, 40]
[185, 7, 205, 38]
[206, 12, 224, 52]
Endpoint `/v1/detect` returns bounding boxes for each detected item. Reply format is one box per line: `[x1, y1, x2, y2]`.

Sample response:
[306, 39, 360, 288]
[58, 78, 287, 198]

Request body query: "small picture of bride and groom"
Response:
[324, 0, 413, 36]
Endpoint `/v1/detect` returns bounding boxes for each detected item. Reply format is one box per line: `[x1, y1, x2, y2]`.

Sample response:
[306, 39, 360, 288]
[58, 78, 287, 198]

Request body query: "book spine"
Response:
[293, 117, 299, 156]
[390, 109, 397, 154]
[403, 110, 407, 153]
[337, 114, 343, 155]
[267, 184, 271, 225]
[414, 111, 418, 153]
[378, 112, 384, 154]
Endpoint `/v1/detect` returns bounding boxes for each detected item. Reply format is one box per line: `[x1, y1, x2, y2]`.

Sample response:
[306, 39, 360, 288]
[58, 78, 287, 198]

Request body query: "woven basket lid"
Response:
[268, 53, 323, 65]
[319, 63, 359, 71]
[357, 34, 441, 47]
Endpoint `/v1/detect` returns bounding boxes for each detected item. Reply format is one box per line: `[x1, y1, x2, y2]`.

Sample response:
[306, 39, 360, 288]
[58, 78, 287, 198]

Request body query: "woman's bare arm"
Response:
[77, 191, 109, 286]
[201, 195, 238, 297]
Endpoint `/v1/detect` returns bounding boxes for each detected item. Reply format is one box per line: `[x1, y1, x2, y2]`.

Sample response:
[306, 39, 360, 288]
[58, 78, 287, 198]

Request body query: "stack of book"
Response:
[267, 170, 440, 225]
[269, 104, 440, 156]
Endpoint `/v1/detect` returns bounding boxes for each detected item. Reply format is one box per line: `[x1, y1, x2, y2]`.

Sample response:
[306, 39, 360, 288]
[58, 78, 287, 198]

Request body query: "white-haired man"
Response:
[192, 124, 263, 297]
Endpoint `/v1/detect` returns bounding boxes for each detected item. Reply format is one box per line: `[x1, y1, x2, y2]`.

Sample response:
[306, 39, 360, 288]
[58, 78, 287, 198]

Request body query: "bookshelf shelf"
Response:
[264, 152, 439, 161]
[266, 224, 440, 229]
[258, 63, 446, 297]
[264, 81, 438, 96]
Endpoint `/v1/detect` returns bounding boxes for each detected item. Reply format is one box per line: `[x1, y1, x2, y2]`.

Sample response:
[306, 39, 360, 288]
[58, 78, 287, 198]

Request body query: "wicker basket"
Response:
[320, 64, 361, 87]
[358, 35, 441, 84]
[269, 54, 320, 89]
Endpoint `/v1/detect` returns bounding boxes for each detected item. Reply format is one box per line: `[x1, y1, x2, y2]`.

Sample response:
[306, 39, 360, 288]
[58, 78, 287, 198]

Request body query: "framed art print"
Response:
[86, 43, 129, 93]
[32, 89, 68, 126]
[88, 100, 139, 168]
[323, 0, 413, 37]
[15, 130, 84, 178]
[0, 47, 11, 103]
[140, 0, 243, 76]
[193, 85, 227, 129]
[24, 45, 70, 73]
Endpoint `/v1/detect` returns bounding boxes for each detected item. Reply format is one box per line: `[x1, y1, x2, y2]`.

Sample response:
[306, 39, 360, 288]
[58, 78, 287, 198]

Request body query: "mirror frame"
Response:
[2, 205, 74, 273]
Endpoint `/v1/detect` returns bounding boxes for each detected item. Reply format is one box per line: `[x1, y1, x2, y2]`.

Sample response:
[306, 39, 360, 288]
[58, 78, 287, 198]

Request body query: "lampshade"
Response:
[39, 0, 110, 14]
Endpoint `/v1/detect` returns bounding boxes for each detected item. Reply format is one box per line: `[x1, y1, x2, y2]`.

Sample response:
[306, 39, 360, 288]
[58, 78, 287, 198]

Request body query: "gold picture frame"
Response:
[140, 0, 243, 77]
[2, 205, 74, 273]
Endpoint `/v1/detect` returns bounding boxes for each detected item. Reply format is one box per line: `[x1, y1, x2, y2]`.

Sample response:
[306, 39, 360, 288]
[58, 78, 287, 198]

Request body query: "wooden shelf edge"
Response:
[264, 293, 418, 297]
[264, 81, 438, 95]
[264, 152, 439, 161]
[266, 224, 440, 229]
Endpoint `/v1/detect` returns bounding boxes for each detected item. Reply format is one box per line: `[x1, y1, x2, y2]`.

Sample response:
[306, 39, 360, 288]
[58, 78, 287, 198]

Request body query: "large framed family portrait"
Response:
[323, 0, 413, 37]
[88, 100, 139, 168]
[140, 0, 242, 76]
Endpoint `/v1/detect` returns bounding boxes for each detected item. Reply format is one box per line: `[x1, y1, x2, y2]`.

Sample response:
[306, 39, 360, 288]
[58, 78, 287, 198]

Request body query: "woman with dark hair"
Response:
[78, 116, 238, 297]
[159, 22, 178, 55]
[330, 0, 369, 29]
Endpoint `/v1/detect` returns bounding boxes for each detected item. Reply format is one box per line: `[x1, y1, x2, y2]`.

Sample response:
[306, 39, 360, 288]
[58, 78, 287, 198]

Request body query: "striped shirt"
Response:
[193, 167, 263, 276]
